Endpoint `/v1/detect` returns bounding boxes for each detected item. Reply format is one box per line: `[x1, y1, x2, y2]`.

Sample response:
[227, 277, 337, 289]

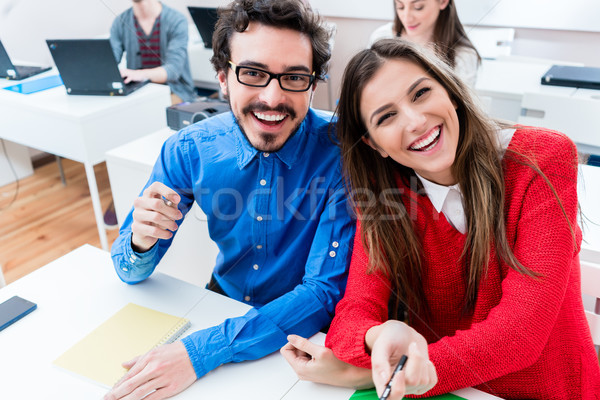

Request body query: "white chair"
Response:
[465, 26, 514, 59]
[581, 260, 600, 356]
[496, 54, 584, 67]
[518, 92, 600, 156]
[0, 264, 6, 288]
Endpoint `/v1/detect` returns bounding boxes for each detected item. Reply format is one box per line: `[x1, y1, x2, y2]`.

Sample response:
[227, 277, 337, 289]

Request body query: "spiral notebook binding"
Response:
[156, 319, 191, 347]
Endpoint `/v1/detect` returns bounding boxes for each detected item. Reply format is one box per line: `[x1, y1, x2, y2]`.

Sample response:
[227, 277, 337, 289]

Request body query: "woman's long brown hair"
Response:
[392, 0, 481, 68]
[336, 39, 538, 319]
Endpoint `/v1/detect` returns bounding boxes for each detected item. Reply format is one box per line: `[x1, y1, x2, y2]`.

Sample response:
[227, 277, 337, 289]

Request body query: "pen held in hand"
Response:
[379, 354, 408, 400]
[162, 197, 174, 207]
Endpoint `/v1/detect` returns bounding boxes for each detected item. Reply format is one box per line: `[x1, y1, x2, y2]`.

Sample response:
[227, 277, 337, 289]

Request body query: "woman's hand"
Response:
[281, 334, 373, 389]
[367, 321, 438, 399]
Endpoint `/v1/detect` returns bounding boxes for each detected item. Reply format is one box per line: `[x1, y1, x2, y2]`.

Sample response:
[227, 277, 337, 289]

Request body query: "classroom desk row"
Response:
[0, 69, 171, 250]
[475, 57, 600, 155]
[0, 245, 502, 399]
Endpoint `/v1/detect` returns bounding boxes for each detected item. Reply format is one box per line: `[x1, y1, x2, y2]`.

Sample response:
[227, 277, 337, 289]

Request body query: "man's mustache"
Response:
[242, 102, 297, 120]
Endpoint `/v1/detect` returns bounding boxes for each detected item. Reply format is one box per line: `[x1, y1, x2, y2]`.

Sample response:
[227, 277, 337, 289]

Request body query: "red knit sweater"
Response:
[326, 128, 600, 399]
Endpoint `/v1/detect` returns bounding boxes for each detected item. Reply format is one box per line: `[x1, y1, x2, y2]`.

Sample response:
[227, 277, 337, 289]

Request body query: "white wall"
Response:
[1, 0, 599, 111]
[0, 0, 123, 65]
[310, 0, 600, 33]
[0, 0, 232, 65]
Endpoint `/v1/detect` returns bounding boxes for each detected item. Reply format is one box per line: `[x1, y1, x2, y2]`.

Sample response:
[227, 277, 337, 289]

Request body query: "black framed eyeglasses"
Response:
[228, 61, 316, 92]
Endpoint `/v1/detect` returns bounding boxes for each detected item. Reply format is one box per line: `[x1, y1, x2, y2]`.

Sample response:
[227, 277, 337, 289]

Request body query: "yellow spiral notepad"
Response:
[53, 303, 191, 387]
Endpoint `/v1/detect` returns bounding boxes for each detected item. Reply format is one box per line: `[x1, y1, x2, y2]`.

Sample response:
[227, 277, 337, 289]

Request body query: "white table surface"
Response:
[188, 43, 219, 91]
[0, 245, 502, 399]
[474, 58, 577, 122]
[0, 245, 299, 400]
[476, 57, 600, 156]
[475, 58, 576, 102]
[0, 70, 171, 250]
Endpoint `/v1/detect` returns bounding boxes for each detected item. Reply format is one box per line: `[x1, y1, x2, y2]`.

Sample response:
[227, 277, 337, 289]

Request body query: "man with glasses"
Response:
[107, 0, 354, 399]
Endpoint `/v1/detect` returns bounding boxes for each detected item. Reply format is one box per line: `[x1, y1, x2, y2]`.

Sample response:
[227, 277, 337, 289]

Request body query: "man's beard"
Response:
[230, 100, 304, 153]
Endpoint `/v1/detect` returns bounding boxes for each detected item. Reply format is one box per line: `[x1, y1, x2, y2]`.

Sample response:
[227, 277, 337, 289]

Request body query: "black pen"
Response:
[379, 354, 408, 400]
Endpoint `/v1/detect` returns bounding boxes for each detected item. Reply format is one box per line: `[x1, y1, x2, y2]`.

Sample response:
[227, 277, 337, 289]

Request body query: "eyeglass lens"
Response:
[237, 67, 312, 91]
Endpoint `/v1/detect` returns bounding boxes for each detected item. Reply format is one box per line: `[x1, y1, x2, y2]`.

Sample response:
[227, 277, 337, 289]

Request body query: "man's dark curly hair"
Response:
[211, 0, 332, 81]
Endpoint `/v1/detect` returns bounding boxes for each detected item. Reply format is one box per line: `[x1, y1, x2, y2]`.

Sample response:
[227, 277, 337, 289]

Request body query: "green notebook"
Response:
[350, 388, 466, 399]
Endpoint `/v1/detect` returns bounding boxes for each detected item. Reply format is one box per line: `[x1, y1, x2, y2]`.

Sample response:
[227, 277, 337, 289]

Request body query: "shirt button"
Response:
[332, 241, 339, 248]
[260, 179, 267, 186]
[329, 251, 336, 257]
[253, 264, 259, 270]
[244, 296, 251, 302]
[256, 245, 263, 249]
[263, 152, 270, 158]
[257, 216, 263, 221]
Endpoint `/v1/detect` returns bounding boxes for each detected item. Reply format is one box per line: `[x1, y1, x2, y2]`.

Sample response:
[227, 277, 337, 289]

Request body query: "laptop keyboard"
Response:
[124, 80, 149, 93]
[15, 65, 43, 75]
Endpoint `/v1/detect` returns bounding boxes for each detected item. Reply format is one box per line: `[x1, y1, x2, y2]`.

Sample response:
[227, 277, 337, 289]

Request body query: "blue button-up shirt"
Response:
[111, 108, 355, 378]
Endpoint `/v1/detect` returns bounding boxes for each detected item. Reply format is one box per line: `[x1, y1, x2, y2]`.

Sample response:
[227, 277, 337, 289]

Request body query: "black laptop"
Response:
[46, 39, 149, 96]
[0, 40, 51, 80]
[541, 65, 600, 90]
[188, 6, 219, 49]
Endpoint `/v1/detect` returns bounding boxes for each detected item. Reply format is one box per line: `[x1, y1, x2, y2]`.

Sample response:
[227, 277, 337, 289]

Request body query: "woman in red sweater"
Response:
[281, 39, 600, 399]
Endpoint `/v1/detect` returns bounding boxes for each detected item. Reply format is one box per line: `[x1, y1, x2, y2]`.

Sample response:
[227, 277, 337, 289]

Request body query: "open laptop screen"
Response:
[46, 39, 146, 96]
[0, 40, 50, 80]
[188, 7, 219, 49]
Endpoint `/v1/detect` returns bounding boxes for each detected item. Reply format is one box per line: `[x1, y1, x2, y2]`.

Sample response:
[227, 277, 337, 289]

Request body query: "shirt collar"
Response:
[415, 172, 461, 213]
[234, 125, 259, 170]
[414, 127, 515, 214]
[234, 111, 310, 170]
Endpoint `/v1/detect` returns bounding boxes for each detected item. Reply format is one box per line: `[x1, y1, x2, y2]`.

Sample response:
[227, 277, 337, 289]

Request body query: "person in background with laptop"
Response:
[104, 1, 362, 399]
[110, 0, 195, 104]
[105, 0, 197, 228]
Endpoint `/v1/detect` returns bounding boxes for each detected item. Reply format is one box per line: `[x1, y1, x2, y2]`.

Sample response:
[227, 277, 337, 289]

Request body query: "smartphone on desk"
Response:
[0, 295, 37, 332]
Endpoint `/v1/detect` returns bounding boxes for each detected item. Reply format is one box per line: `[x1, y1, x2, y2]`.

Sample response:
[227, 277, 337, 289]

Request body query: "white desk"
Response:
[188, 42, 219, 92]
[475, 58, 600, 155]
[0, 71, 171, 250]
[0, 138, 33, 187]
[475, 58, 575, 122]
[0, 245, 501, 399]
[105, 127, 176, 226]
[105, 127, 219, 287]
[0, 245, 297, 399]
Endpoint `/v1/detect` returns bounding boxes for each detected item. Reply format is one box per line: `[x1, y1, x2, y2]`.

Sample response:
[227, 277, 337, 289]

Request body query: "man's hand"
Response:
[281, 334, 372, 389]
[131, 182, 182, 252]
[120, 67, 167, 84]
[103, 341, 196, 400]
[120, 68, 150, 84]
